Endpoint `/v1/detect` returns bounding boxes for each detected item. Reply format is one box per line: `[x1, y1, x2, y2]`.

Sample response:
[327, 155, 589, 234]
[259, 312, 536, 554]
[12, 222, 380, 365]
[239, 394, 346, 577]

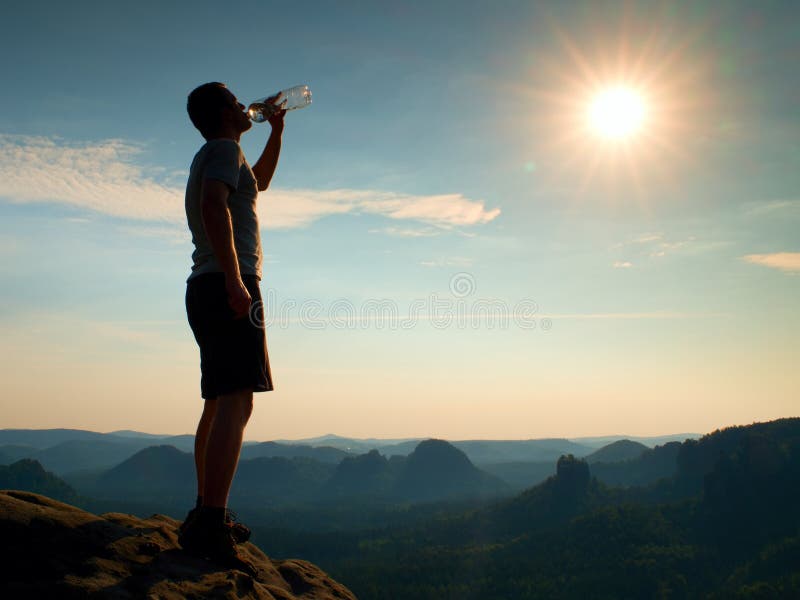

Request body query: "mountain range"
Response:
[0, 427, 699, 477]
[0, 427, 705, 512]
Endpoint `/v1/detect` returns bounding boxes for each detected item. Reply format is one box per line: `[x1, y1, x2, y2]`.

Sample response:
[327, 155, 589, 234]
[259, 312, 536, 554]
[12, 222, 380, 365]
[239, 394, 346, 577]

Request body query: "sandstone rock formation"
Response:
[0, 490, 357, 599]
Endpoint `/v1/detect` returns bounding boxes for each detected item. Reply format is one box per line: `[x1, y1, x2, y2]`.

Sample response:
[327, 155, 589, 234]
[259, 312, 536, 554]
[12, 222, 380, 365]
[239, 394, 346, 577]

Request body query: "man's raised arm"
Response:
[251, 109, 286, 191]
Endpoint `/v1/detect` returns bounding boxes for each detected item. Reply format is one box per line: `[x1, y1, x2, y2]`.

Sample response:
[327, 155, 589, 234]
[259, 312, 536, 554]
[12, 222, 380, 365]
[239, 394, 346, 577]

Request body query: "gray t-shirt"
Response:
[185, 139, 262, 283]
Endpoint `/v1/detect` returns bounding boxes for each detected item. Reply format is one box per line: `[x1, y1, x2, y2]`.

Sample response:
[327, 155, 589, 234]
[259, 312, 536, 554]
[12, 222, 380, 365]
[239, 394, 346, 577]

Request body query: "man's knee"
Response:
[201, 397, 218, 421]
[217, 387, 254, 424]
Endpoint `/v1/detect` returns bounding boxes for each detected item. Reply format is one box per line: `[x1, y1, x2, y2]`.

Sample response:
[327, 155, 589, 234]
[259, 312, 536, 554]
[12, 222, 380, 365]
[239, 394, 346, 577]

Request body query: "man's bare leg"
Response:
[202, 387, 254, 508]
[194, 397, 218, 501]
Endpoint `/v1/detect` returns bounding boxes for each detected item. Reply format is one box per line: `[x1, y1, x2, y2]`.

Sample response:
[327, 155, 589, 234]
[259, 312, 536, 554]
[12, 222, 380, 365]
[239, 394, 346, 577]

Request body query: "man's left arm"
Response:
[251, 110, 286, 192]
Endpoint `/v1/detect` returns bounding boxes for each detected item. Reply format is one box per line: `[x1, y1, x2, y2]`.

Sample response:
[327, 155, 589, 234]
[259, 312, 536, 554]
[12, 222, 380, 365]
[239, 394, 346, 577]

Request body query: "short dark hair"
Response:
[187, 82, 230, 138]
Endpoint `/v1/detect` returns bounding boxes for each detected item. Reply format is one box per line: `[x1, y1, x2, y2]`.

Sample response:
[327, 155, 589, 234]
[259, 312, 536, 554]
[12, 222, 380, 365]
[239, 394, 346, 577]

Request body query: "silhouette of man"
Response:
[178, 82, 284, 573]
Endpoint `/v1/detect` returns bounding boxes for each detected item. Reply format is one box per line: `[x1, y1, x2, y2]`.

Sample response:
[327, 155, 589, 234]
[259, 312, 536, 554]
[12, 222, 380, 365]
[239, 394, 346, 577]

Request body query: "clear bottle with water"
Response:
[247, 85, 312, 122]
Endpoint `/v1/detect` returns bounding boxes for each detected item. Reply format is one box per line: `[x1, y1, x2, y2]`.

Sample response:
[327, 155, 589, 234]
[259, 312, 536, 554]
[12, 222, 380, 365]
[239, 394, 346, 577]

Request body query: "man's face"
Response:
[222, 89, 252, 134]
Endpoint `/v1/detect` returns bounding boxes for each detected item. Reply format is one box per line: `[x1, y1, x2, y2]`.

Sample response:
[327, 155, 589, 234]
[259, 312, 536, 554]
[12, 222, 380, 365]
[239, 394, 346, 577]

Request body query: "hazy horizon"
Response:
[1, 0, 797, 440]
[0, 424, 710, 444]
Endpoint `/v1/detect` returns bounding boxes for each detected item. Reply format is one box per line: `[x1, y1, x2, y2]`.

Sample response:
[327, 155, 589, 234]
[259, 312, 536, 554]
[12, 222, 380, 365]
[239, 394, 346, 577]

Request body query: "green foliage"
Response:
[252, 419, 800, 599]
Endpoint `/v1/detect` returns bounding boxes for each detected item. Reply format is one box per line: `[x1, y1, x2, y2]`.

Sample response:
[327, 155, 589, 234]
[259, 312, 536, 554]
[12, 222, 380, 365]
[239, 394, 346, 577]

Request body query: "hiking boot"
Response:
[177, 507, 198, 537]
[224, 509, 251, 543]
[179, 506, 251, 544]
[178, 514, 258, 577]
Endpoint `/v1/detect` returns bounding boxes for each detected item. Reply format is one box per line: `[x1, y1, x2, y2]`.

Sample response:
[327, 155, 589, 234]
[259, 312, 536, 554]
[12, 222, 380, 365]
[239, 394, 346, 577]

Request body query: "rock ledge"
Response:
[0, 490, 357, 599]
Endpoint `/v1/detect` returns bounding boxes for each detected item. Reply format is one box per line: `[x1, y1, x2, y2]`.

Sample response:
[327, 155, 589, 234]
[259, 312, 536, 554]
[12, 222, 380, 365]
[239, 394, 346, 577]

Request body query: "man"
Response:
[178, 82, 285, 574]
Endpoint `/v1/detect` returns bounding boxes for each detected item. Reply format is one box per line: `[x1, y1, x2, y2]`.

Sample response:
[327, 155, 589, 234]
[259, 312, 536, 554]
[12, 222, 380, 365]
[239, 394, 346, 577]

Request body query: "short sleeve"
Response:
[202, 140, 242, 191]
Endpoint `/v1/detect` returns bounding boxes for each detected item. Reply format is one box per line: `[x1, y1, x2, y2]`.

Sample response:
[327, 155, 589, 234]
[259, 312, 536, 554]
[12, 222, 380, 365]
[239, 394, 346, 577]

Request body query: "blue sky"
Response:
[0, 0, 798, 440]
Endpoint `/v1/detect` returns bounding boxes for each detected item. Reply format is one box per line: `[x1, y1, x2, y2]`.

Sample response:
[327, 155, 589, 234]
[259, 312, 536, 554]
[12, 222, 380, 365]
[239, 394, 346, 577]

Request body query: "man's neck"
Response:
[207, 125, 241, 142]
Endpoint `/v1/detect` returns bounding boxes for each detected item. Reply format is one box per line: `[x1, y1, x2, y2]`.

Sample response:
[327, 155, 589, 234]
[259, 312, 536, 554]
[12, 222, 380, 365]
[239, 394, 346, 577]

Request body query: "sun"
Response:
[587, 87, 647, 140]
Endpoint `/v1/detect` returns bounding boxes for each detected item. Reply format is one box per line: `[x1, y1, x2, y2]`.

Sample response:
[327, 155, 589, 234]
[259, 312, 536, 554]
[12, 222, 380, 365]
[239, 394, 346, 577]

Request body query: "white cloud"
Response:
[0, 134, 184, 222]
[742, 253, 800, 272]
[0, 134, 499, 231]
[360, 194, 500, 227]
[613, 261, 633, 268]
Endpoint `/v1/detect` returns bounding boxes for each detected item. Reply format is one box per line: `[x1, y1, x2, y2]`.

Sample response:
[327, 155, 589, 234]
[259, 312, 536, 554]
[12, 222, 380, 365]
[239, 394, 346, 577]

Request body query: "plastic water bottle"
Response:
[247, 85, 312, 122]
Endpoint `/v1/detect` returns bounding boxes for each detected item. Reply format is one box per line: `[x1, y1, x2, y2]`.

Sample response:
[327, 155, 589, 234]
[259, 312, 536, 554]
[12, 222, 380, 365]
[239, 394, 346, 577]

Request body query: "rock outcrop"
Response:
[0, 490, 357, 599]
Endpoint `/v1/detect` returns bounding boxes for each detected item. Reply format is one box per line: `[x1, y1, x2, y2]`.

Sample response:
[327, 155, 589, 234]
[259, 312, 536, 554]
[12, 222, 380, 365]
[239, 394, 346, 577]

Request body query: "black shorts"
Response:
[185, 272, 274, 400]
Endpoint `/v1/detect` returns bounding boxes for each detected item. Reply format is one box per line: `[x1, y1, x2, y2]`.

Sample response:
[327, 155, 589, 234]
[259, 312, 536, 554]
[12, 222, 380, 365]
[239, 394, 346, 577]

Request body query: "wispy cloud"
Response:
[633, 232, 663, 244]
[650, 239, 692, 258]
[742, 199, 800, 217]
[742, 252, 800, 272]
[0, 134, 499, 231]
[613, 231, 714, 263]
[360, 194, 500, 227]
[611, 232, 664, 248]
[0, 134, 182, 221]
[369, 226, 442, 238]
[419, 257, 474, 268]
[543, 311, 729, 320]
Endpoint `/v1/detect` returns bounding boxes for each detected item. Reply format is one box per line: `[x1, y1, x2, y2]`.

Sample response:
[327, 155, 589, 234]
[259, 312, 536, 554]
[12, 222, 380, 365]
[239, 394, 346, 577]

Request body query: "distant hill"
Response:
[479, 461, 556, 490]
[673, 417, 800, 496]
[393, 439, 510, 502]
[0, 459, 77, 503]
[472, 440, 674, 491]
[590, 441, 682, 487]
[0, 429, 109, 448]
[323, 449, 398, 498]
[34, 439, 161, 475]
[107, 429, 170, 439]
[240, 441, 351, 464]
[273, 434, 421, 454]
[95, 445, 195, 501]
[82, 445, 337, 508]
[0, 432, 199, 476]
[0, 444, 38, 465]
[454, 439, 596, 464]
[231, 456, 336, 506]
[571, 433, 701, 449]
[586, 439, 649, 464]
[476, 454, 603, 538]
[375, 438, 596, 463]
[0, 439, 158, 475]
